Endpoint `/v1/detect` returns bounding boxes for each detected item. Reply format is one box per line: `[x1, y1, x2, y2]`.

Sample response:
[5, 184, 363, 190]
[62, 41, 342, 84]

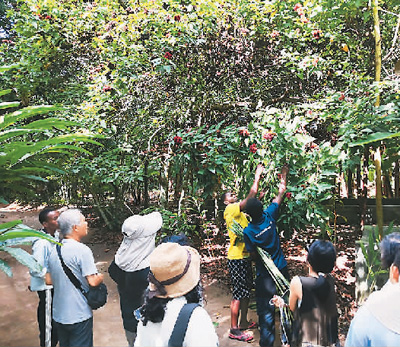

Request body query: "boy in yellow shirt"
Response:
[222, 164, 264, 341]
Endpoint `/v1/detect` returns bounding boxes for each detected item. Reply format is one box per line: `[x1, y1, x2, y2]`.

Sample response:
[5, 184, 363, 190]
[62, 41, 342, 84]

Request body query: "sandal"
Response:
[229, 332, 253, 342]
[240, 321, 258, 330]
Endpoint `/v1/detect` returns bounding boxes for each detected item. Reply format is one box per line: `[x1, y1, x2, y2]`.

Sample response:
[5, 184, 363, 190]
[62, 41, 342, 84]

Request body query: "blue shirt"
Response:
[30, 229, 59, 291]
[243, 202, 287, 275]
[345, 281, 400, 347]
[345, 305, 400, 347]
[47, 239, 98, 324]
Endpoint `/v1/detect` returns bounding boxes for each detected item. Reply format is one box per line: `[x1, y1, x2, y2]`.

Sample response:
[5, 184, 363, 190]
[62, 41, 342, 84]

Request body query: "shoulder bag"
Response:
[56, 244, 107, 310]
[168, 303, 200, 347]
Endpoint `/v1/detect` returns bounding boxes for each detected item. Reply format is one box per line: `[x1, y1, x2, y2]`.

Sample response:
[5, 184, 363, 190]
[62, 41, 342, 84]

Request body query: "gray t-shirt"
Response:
[47, 239, 98, 324]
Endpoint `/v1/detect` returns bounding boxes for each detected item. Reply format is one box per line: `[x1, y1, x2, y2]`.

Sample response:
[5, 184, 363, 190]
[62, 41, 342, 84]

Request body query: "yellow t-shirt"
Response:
[224, 202, 250, 260]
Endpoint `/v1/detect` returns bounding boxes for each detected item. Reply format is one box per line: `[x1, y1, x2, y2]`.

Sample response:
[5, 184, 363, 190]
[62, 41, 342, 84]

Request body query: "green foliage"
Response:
[141, 207, 197, 242]
[0, 0, 399, 236]
[0, 66, 102, 203]
[0, 220, 60, 277]
[358, 223, 395, 293]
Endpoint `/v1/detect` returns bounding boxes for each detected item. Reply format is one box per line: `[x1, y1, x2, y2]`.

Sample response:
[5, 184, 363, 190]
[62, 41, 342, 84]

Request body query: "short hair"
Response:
[39, 208, 56, 225]
[245, 197, 263, 222]
[220, 192, 229, 204]
[159, 233, 190, 246]
[57, 209, 83, 236]
[380, 232, 400, 269]
[394, 250, 400, 269]
[307, 240, 336, 273]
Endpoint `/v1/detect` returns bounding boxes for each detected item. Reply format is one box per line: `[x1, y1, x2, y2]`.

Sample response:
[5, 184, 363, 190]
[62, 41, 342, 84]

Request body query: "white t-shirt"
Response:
[135, 296, 219, 347]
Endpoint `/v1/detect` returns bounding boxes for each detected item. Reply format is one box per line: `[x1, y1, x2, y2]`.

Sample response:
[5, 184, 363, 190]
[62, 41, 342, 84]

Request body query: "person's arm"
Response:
[272, 164, 289, 206]
[45, 272, 52, 285]
[239, 164, 264, 211]
[86, 273, 104, 287]
[271, 276, 301, 312]
[288, 276, 302, 312]
[81, 245, 104, 287]
[30, 240, 47, 277]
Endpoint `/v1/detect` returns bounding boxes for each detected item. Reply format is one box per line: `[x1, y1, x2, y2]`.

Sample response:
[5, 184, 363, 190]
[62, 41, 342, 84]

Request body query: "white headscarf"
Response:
[364, 280, 400, 334]
[115, 212, 163, 272]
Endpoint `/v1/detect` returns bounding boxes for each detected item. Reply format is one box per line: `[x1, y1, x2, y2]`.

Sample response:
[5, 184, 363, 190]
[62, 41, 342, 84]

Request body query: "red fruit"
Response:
[173, 136, 183, 145]
[263, 132, 275, 141]
[271, 30, 280, 38]
[239, 129, 250, 137]
[103, 85, 112, 92]
[294, 3, 302, 11]
[164, 51, 172, 59]
[300, 15, 309, 23]
[338, 93, 345, 101]
[249, 143, 257, 153]
[45, 15, 52, 20]
[296, 8, 304, 16]
[286, 192, 292, 199]
[174, 15, 181, 22]
[313, 29, 321, 39]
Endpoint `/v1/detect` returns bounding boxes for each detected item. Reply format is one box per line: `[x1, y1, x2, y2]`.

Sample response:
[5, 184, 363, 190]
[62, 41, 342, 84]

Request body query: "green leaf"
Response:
[0, 63, 22, 72]
[350, 132, 400, 147]
[2, 105, 63, 129]
[0, 259, 13, 277]
[0, 89, 13, 97]
[1, 246, 42, 273]
[0, 220, 23, 233]
[0, 102, 20, 110]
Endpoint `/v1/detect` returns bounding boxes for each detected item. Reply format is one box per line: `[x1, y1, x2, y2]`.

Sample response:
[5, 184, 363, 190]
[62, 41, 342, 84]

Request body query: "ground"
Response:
[0, 205, 355, 347]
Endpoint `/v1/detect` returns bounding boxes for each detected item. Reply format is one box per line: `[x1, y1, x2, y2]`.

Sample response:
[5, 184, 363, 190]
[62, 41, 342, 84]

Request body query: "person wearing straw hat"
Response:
[109, 211, 163, 347]
[221, 164, 264, 342]
[134, 242, 219, 347]
[243, 164, 289, 347]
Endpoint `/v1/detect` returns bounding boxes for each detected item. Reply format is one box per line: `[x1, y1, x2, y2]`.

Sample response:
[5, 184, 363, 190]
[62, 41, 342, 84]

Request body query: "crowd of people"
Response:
[28, 164, 400, 347]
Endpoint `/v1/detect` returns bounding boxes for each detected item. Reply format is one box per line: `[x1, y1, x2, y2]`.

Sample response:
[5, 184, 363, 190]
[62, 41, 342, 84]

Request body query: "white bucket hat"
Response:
[121, 211, 163, 238]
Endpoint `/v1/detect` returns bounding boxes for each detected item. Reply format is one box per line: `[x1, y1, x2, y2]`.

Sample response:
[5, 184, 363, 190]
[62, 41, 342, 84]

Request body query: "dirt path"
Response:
[0, 209, 261, 347]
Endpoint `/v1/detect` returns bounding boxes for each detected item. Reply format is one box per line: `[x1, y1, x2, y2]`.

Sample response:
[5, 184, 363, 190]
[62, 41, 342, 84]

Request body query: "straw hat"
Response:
[148, 242, 200, 299]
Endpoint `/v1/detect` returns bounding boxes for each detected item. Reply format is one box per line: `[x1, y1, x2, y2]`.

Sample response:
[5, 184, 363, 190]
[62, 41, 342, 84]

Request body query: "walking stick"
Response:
[45, 288, 52, 347]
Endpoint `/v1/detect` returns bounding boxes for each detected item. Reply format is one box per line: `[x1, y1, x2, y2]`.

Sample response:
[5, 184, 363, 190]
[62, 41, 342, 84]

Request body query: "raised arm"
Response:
[239, 164, 264, 211]
[272, 164, 289, 206]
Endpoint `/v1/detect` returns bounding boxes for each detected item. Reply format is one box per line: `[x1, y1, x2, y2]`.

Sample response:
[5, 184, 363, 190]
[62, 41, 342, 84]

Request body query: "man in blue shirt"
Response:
[243, 164, 289, 347]
[47, 209, 104, 347]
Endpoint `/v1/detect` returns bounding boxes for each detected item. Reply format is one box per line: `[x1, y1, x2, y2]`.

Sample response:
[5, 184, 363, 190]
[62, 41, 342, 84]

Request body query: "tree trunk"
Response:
[356, 164, 361, 199]
[144, 159, 149, 208]
[372, 0, 383, 239]
[394, 160, 400, 198]
[358, 147, 369, 232]
[383, 172, 393, 198]
[374, 149, 384, 240]
[347, 169, 353, 198]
